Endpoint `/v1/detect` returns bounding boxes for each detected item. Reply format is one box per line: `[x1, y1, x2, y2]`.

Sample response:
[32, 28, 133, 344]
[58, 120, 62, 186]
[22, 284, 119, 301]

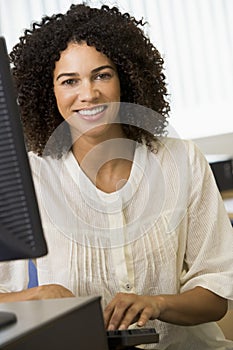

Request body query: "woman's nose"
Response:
[78, 80, 99, 102]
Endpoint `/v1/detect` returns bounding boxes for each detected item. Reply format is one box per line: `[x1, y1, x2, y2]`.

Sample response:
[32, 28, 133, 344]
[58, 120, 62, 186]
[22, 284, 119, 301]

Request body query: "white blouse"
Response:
[1, 137, 233, 350]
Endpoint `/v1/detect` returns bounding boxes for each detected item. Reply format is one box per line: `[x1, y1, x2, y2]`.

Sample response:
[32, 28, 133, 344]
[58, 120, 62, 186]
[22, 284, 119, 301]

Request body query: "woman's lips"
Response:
[77, 105, 107, 121]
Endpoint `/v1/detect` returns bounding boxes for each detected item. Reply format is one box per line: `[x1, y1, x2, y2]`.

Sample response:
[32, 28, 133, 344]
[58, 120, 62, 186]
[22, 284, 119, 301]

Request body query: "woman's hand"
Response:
[0, 284, 75, 303]
[103, 287, 227, 330]
[104, 292, 163, 330]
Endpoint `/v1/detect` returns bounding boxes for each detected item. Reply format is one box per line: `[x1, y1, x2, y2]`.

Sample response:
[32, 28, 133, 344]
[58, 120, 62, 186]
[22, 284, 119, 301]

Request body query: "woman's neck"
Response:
[71, 128, 135, 193]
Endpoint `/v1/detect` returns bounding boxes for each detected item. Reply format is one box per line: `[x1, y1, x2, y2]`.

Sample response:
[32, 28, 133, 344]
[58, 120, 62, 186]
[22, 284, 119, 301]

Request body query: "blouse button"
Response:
[125, 283, 131, 290]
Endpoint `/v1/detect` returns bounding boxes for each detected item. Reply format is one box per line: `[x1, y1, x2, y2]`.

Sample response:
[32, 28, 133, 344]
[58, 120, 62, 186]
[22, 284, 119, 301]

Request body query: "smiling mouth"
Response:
[77, 105, 107, 120]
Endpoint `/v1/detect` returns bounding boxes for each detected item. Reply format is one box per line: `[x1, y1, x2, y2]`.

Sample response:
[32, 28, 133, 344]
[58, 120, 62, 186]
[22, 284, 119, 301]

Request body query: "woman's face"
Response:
[53, 42, 121, 139]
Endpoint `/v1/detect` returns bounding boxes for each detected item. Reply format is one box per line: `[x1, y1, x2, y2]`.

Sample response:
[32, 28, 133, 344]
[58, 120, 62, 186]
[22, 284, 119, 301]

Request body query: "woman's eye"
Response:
[95, 72, 112, 80]
[62, 79, 78, 86]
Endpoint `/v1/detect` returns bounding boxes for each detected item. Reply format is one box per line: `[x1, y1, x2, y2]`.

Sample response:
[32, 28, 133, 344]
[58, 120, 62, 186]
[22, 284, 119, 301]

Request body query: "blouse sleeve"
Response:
[180, 141, 233, 307]
[0, 259, 29, 293]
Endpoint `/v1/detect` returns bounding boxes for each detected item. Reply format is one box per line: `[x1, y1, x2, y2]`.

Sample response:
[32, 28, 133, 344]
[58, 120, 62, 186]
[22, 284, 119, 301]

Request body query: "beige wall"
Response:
[193, 132, 233, 157]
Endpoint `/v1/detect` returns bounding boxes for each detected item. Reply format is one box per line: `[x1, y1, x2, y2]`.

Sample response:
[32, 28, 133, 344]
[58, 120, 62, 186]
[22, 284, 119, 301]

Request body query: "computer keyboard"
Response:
[106, 327, 159, 349]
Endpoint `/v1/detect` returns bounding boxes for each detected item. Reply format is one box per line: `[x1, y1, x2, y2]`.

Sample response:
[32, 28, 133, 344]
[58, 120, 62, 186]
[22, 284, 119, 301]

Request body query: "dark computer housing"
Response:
[0, 36, 47, 262]
[0, 35, 48, 329]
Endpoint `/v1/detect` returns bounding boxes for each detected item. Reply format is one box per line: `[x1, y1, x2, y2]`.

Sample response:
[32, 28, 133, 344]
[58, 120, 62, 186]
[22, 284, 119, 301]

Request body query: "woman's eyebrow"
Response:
[91, 65, 115, 74]
[56, 72, 77, 81]
[56, 65, 115, 81]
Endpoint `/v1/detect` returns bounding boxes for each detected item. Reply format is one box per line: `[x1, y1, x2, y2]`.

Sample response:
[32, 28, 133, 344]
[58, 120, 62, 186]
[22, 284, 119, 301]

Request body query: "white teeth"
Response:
[79, 106, 105, 116]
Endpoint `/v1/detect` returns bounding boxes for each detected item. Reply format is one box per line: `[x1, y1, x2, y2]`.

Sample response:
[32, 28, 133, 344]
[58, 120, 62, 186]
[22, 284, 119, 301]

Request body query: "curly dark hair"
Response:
[10, 2, 170, 156]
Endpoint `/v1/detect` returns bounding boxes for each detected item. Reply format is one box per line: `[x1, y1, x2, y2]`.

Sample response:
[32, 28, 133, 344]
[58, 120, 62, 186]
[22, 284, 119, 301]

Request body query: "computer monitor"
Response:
[0, 36, 47, 326]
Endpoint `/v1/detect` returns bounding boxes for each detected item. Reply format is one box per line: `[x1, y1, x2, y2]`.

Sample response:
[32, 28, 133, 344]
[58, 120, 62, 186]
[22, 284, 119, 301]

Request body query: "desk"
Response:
[0, 296, 109, 350]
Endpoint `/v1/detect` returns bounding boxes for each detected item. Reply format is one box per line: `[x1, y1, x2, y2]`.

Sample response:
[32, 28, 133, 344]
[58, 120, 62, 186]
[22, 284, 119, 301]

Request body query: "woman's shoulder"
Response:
[28, 151, 42, 162]
[28, 150, 70, 163]
[149, 137, 211, 179]
[156, 136, 197, 149]
[28, 151, 68, 174]
[153, 136, 205, 159]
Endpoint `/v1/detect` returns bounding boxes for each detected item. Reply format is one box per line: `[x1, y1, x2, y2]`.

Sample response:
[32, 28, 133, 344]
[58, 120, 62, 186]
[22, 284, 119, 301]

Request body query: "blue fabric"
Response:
[28, 260, 38, 288]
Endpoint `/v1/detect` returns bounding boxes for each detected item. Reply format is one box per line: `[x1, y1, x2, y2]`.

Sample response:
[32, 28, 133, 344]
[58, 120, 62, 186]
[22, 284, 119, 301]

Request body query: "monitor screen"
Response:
[0, 36, 47, 262]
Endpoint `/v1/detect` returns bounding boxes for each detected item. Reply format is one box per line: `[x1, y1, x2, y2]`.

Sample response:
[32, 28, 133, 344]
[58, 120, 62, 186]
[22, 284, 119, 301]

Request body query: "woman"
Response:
[0, 3, 233, 349]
